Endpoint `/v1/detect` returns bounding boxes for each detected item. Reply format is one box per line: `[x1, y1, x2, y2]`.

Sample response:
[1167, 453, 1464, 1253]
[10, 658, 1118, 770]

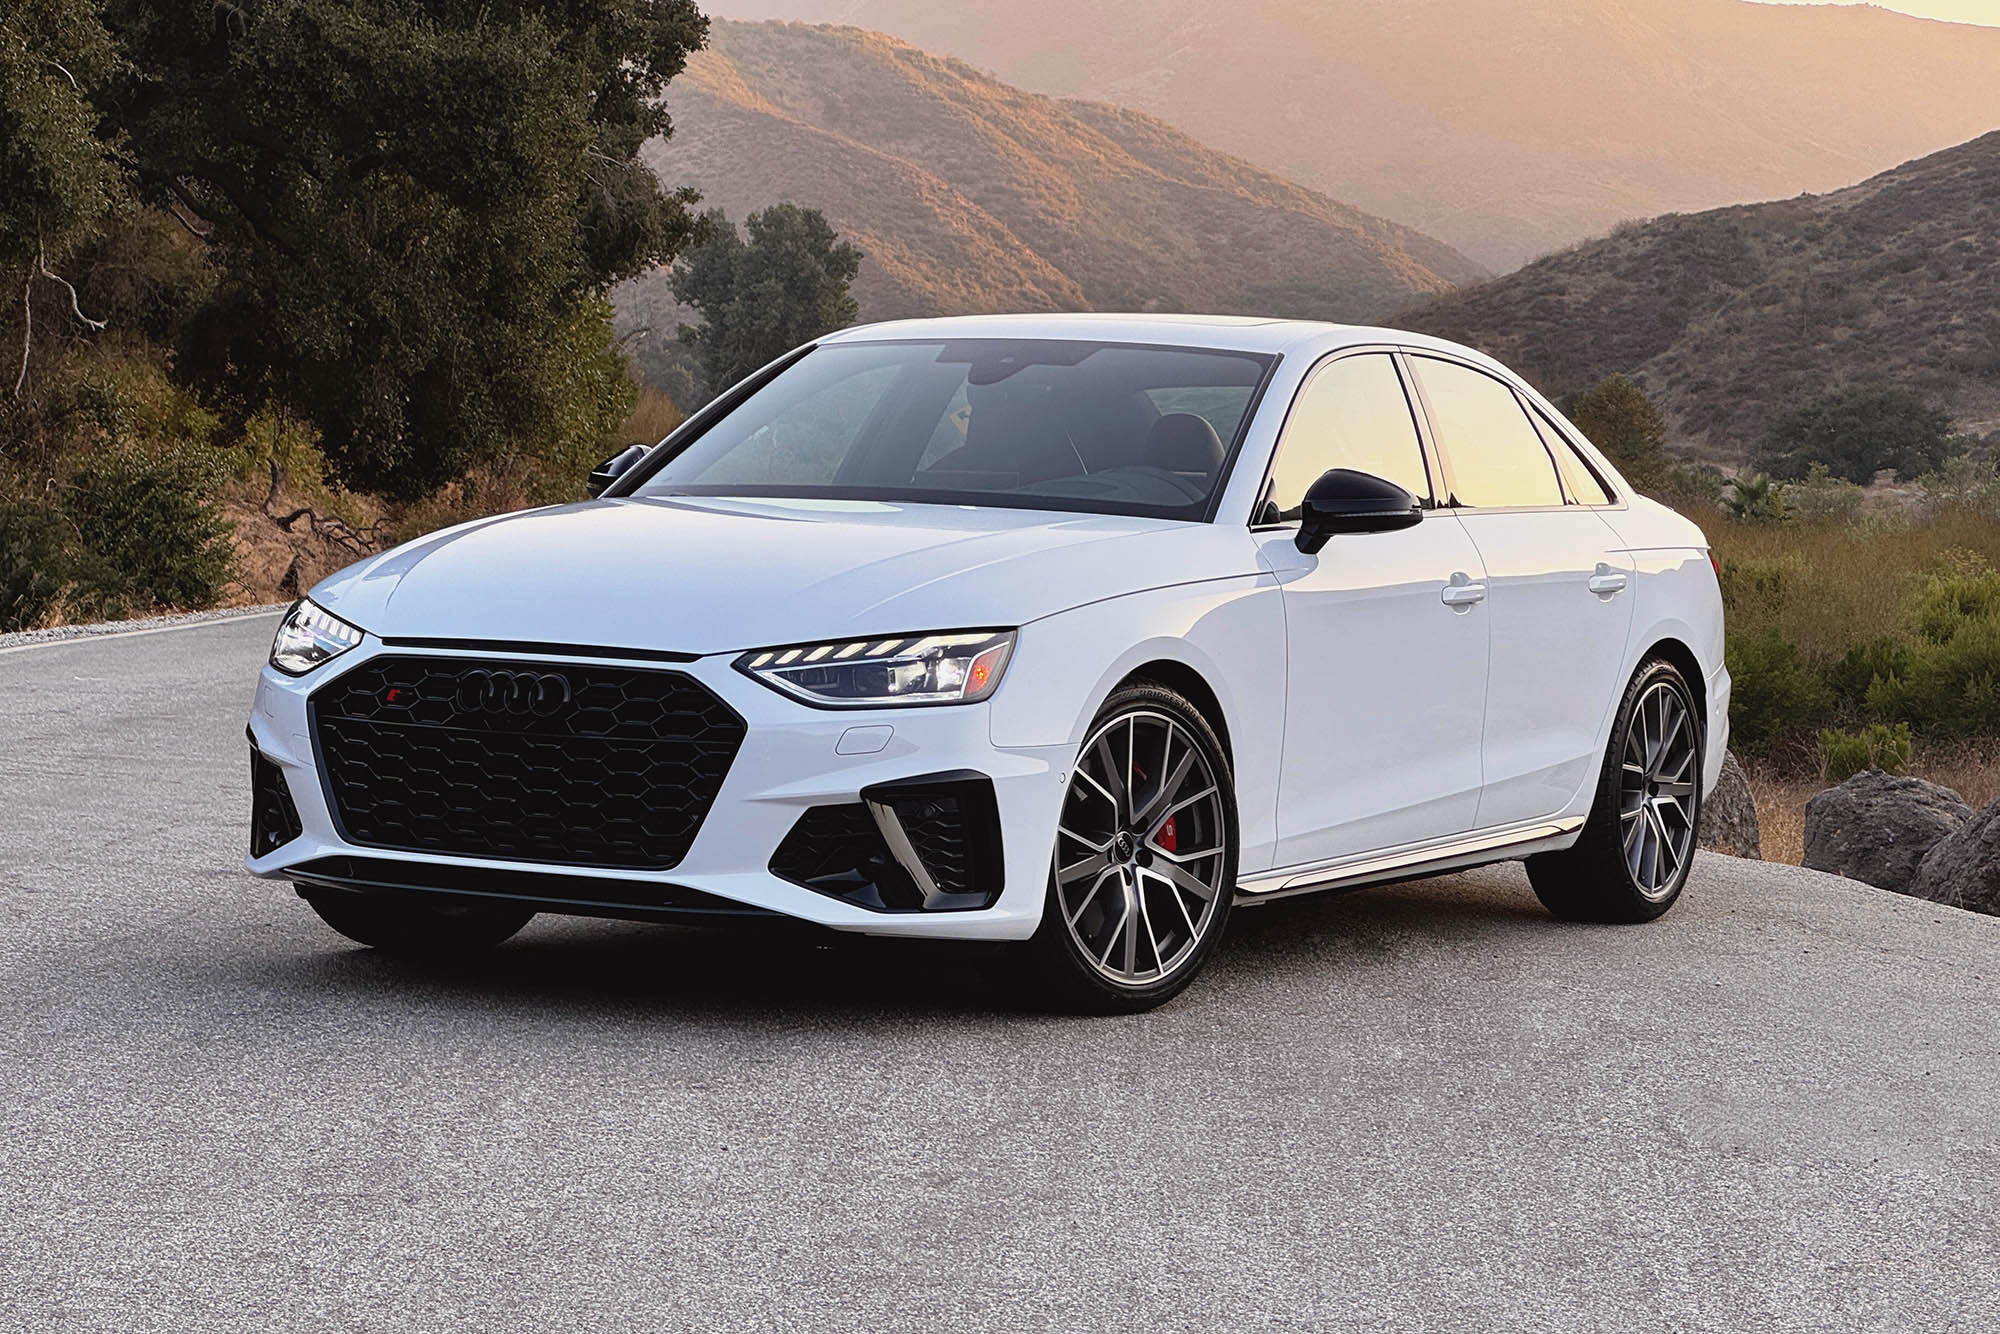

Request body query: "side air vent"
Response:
[250, 746, 304, 857]
[770, 772, 1002, 913]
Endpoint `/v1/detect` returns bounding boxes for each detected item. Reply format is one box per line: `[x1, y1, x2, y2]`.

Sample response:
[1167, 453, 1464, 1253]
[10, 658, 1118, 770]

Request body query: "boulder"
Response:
[1697, 750, 1761, 859]
[1909, 795, 2000, 915]
[1801, 771, 1971, 894]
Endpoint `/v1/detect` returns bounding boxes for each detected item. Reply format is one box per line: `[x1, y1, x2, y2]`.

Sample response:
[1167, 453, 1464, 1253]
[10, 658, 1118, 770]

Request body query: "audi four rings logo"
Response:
[453, 669, 573, 716]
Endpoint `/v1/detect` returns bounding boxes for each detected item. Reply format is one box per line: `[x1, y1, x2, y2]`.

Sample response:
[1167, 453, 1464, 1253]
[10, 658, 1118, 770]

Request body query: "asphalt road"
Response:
[3, 614, 1997, 1332]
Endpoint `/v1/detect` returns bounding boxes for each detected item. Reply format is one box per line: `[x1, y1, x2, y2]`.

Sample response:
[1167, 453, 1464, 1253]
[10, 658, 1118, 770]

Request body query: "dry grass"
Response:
[1745, 741, 2000, 866]
[1708, 505, 2000, 665]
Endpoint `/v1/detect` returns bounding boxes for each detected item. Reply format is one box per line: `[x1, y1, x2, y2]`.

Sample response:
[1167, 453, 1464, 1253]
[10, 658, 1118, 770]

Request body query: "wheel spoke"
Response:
[1135, 748, 1196, 827]
[1057, 823, 1114, 854]
[1148, 857, 1217, 903]
[1057, 849, 1112, 885]
[1066, 867, 1116, 927]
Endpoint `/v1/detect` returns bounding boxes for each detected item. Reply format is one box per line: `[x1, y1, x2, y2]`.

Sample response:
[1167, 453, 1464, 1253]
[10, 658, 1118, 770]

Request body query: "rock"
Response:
[1909, 795, 2000, 915]
[1697, 750, 1761, 859]
[1801, 771, 1972, 894]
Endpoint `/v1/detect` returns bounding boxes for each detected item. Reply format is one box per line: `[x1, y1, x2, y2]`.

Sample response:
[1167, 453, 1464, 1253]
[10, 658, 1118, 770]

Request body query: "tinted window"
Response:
[1530, 407, 1615, 506]
[1261, 353, 1430, 523]
[1410, 357, 1564, 509]
[632, 340, 1273, 520]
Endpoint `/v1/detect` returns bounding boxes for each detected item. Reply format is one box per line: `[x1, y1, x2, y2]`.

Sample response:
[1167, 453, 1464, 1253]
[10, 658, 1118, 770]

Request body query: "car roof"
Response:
[818, 312, 1500, 367]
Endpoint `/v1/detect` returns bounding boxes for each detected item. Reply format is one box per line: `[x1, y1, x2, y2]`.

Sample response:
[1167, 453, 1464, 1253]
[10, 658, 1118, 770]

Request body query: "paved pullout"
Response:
[2, 615, 1995, 1331]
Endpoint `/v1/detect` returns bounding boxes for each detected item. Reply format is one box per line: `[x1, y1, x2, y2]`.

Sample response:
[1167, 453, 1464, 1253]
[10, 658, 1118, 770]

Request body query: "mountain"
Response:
[704, 0, 2000, 271]
[622, 19, 1484, 333]
[1394, 131, 2000, 456]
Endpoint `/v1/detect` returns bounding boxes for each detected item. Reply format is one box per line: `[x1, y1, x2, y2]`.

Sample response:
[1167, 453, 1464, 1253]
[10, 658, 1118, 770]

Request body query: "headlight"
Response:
[735, 629, 1015, 707]
[270, 599, 364, 675]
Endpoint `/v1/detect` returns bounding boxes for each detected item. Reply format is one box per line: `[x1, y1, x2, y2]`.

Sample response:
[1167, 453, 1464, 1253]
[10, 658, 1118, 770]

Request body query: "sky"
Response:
[1759, 0, 2000, 22]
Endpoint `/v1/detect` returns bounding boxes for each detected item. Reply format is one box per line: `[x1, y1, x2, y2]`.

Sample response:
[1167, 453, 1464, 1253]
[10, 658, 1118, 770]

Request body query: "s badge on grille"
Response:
[455, 669, 573, 717]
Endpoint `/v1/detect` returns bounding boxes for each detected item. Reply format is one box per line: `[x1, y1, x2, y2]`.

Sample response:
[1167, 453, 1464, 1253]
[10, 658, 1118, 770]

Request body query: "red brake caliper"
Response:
[1156, 815, 1178, 854]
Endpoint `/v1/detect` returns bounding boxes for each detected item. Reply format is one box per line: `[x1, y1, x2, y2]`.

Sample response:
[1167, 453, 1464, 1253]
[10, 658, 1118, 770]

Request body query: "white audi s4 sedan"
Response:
[246, 314, 1728, 1011]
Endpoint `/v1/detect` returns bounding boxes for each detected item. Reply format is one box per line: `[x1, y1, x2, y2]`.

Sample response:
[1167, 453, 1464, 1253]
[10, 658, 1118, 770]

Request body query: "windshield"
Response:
[628, 339, 1276, 520]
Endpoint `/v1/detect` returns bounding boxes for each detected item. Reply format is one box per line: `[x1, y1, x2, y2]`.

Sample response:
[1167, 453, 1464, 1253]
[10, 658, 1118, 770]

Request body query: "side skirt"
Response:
[1233, 817, 1586, 906]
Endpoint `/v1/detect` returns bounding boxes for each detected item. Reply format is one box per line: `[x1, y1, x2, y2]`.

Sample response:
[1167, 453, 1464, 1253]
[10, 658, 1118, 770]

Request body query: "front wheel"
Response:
[1017, 682, 1238, 1013]
[1527, 658, 1703, 923]
[298, 888, 536, 956]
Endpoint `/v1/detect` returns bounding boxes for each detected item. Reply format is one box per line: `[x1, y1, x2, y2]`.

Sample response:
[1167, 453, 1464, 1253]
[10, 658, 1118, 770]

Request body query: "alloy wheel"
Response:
[1619, 680, 1699, 899]
[1053, 709, 1228, 987]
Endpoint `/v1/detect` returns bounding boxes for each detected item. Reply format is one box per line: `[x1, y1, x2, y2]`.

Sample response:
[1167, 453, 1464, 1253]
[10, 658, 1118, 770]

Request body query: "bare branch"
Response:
[44, 57, 80, 91]
[13, 263, 29, 398]
[35, 236, 107, 333]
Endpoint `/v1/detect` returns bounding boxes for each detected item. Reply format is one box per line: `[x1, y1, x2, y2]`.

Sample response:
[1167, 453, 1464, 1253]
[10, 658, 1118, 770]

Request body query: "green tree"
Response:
[99, 0, 709, 497]
[672, 204, 862, 398]
[1559, 374, 1671, 492]
[1761, 386, 1955, 485]
[1, 0, 126, 397]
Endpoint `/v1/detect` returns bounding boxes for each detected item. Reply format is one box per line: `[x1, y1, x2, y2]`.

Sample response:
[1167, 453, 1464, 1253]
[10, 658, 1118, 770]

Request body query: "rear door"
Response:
[1404, 353, 1636, 830]
[1255, 350, 1490, 867]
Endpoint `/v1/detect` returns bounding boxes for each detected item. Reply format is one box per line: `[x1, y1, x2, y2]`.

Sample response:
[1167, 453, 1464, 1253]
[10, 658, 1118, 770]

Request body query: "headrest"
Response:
[1145, 413, 1225, 475]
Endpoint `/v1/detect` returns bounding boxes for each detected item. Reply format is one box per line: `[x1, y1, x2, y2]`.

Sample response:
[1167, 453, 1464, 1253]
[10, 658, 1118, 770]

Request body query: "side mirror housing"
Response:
[587, 443, 650, 499]
[1296, 468, 1423, 554]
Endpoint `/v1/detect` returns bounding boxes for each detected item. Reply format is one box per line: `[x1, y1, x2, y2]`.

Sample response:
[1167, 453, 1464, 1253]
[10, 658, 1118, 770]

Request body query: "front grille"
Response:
[889, 793, 976, 895]
[311, 656, 745, 870]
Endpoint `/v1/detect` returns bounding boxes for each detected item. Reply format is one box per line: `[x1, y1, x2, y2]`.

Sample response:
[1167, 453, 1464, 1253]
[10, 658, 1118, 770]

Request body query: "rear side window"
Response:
[1529, 407, 1616, 506]
[1261, 353, 1431, 523]
[1410, 356, 1564, 509]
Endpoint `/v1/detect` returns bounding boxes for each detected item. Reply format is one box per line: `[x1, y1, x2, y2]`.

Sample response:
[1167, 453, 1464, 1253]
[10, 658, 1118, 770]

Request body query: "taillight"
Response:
[1708, 550, 1720, 578]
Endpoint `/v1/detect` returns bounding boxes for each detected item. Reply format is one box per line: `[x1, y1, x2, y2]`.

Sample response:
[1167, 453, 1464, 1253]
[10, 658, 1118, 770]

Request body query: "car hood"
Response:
[310, 496, 1256, 655]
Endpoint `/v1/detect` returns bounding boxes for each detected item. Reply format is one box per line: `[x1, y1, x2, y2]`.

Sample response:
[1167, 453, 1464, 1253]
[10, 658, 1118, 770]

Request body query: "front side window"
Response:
[1410, 356, 1565, 509]
[630, 340, 1275, 520]
[1259, 353, 1431, 524]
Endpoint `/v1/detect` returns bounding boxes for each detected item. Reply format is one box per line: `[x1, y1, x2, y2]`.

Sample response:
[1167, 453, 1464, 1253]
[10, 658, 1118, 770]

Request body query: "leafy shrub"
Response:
[1823, 635, 1910, 713]
[0, 503, 121, 632]
[1818, 723, 1912, 783]
[68, 448, 235, 610]
[1723, 472, 1786, 523]
[1865, 572, 2000, 736]
[1726, 629, 1835, 750]
[1777, 463, 1865, 526]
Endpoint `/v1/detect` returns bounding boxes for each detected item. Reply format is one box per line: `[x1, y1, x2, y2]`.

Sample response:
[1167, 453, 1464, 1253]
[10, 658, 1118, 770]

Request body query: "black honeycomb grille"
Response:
[891, 795, 974, 895]
[310, 656, 745, 870]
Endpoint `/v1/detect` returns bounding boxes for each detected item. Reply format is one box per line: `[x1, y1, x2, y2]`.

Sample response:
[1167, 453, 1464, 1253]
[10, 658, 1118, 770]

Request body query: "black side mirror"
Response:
[1296, 468, 1423, 554]
[587, 443, 649, 499]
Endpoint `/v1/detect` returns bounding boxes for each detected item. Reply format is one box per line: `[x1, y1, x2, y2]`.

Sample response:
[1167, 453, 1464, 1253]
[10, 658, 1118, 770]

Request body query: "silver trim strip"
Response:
[1236, 816, 1587, 903]
[866, 798, 944, 904]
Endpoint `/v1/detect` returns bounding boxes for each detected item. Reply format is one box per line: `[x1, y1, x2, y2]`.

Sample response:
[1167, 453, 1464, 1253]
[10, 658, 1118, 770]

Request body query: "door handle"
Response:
[1440, 577, 1487, 608]
[1588, 564, 1629, 597]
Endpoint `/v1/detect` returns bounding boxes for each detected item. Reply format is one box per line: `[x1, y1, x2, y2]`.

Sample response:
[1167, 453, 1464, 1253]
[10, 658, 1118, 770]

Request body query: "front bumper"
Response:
[245, 636, 1071, 941]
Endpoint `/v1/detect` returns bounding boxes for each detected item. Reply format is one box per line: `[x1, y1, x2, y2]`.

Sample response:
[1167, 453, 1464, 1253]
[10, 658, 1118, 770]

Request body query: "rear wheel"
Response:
[1527, 658, 1703, 923]
[1018, 683, 1237, 1013]
[298, 888, 535, 956]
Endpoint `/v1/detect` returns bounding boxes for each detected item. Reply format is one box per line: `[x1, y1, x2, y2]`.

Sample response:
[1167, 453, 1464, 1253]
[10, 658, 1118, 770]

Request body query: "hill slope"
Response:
[706, 0, 2000, 271]
[624, 20, 1484, 330]
[1395, 132, 2000, 456]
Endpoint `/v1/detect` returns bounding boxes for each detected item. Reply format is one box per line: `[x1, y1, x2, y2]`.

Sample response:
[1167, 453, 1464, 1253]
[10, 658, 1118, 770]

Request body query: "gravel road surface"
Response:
[3, 613, 1996, 1331]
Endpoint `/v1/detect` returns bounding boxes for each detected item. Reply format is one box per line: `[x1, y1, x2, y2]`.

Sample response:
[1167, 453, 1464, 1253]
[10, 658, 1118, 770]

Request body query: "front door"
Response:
[1256, 352, 1491, 869]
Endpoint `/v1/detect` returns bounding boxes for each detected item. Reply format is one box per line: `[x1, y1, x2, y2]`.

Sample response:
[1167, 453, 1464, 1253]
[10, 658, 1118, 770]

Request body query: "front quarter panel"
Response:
[988, 566, 1288, 877]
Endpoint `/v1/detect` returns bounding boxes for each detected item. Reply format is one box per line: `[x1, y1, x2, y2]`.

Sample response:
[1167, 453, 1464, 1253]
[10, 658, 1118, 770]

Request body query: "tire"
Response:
[1017, 682, 1238, 1013]
[298, 888, 535, 956]
[1527, 657, 1704, 923]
